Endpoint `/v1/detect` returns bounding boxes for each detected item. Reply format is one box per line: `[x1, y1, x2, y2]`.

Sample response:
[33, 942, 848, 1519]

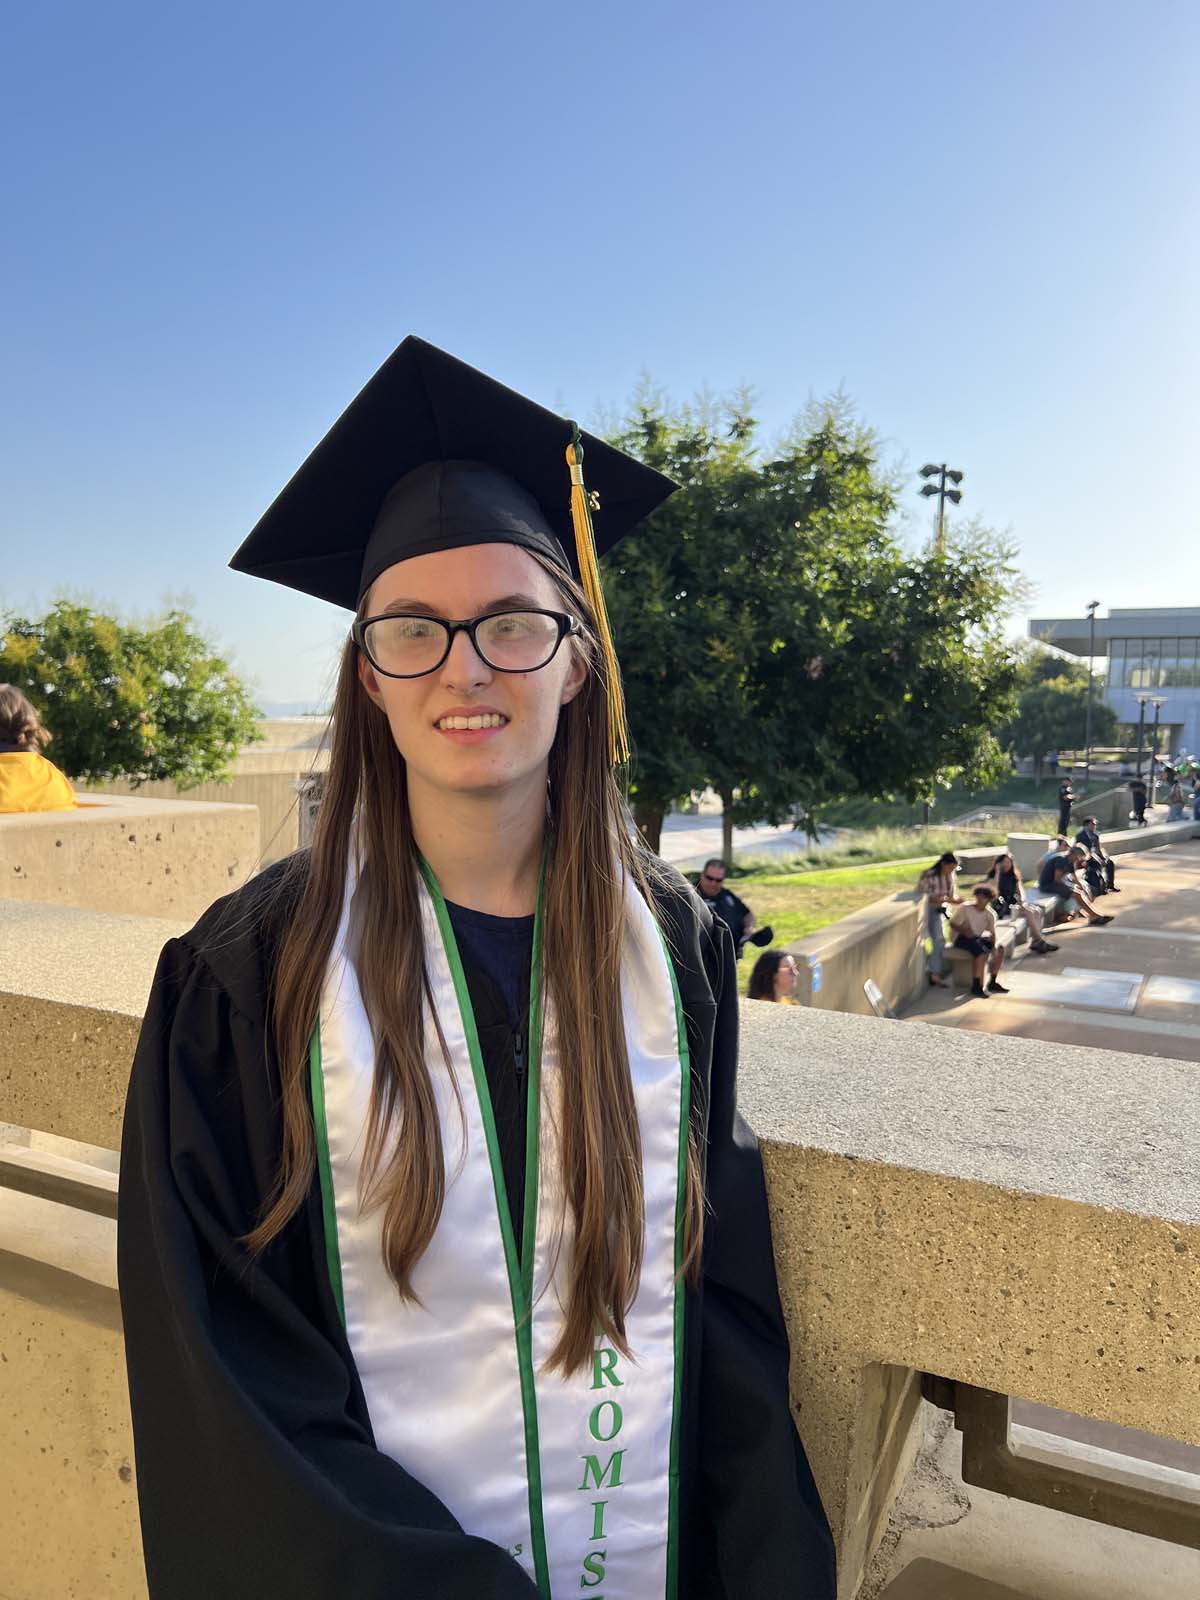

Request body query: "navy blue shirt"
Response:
[444, 899, 534, 1026]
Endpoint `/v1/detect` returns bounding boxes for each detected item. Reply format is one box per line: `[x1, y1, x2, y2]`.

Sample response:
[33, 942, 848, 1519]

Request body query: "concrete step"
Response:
[878, 1558, 1044, 1599]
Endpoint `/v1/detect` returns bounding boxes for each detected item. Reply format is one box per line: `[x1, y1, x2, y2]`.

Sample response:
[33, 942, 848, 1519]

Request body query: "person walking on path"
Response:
[917, 851, 962, 988]
[0, 685, 76, 814]
[1129, 775, 1149, 826]
[1057, 776, 1076, 836]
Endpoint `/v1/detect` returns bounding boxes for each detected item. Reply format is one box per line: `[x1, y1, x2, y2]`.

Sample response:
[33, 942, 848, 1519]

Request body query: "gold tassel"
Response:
[566, 425, 629, 766]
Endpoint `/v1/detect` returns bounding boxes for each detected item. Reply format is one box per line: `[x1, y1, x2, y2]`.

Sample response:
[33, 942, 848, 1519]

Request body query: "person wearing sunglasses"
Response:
[118, 337, 834, 1600]
[694, 858, 773, 957]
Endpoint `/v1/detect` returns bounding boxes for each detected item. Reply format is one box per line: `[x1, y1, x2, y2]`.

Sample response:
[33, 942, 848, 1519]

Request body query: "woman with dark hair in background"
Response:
[748, 949, 799, 1002]
[916, 850, 962, 988]
[0, 684, 75, 813]
[984, 852, 1058, 954]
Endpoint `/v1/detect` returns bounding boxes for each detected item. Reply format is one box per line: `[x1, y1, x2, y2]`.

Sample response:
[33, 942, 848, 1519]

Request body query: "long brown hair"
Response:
[242, 558, 704, 1374]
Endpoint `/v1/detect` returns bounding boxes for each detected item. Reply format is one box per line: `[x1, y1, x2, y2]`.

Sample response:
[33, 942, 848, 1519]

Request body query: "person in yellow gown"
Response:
[0, 685, 76, 813]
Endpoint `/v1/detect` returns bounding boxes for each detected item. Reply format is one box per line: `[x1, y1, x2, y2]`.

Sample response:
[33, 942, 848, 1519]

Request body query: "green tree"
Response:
[604, 390, 1023, 851]
[0, 600, 262, 785]
[1002, 674, 1118, 783]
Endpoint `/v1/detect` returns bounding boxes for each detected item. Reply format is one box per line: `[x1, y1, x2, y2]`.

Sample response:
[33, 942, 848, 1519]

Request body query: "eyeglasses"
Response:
[701, 872, 725, 885]
[353, 608, 579, 680]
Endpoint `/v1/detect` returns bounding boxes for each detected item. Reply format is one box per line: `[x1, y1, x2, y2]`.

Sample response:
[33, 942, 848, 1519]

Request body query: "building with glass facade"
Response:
[1027, 607, 1200, 758]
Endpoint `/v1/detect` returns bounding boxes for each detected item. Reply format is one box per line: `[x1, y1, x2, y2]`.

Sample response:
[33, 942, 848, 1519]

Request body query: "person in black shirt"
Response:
[1074, 817, 1119, 894]
[1129, 777, 1149, 826]
[695, 858, 773, 957]
[1057, 778, 1076, 835]
[1037, 846, 1113, 926]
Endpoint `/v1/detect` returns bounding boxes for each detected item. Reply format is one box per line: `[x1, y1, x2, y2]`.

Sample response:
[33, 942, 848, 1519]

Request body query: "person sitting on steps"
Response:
[984, 852, 1058, 953]
[950, 883, 1011, 998]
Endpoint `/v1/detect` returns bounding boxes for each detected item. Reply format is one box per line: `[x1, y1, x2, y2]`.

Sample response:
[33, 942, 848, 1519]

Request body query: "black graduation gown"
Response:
[117, 857, 836, 1599]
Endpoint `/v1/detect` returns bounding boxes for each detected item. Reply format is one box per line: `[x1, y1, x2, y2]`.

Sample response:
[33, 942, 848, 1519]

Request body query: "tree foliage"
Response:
[1002, 674, 1118, 779]
[603, 389, 1023, 847]
[0, 600, 262, 785]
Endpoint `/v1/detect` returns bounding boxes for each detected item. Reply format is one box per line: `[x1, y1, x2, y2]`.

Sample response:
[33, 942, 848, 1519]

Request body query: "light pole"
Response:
[1150, 696, 1167, 805]
[1083, 600, 1100, 793]
[1134, 693, 1151, 779]
[919, 463, 964, 553]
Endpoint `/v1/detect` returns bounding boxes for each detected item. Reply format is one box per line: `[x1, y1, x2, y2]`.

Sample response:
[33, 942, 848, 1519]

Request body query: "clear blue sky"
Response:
[4, 0, 1197, 709]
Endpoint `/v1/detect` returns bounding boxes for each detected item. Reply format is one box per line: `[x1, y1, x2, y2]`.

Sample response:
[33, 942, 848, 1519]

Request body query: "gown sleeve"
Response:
[118, 935, 541, 1600]
[696, 917, 838, 1599]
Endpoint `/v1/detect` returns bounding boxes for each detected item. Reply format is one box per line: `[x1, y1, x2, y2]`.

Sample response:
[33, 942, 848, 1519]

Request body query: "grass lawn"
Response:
[731, 860, 926, 995]
[818, 774, 1094, 830]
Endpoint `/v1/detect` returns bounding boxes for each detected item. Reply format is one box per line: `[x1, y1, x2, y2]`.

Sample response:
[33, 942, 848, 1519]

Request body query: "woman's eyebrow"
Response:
[376, 592, 545, 616]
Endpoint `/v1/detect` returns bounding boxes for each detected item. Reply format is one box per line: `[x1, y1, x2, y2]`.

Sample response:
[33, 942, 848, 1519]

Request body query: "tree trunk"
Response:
[719, 787, 735, 866]
[632, 802, 664, 854]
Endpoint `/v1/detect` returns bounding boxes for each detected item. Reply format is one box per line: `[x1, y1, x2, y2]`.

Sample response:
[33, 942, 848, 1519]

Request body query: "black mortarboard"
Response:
[229, 335, 675, 611]
[229, 336, 676, 763]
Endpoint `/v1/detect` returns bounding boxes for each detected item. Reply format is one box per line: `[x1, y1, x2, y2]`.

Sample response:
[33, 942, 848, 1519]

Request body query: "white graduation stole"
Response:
[309, 854, 690, 1599]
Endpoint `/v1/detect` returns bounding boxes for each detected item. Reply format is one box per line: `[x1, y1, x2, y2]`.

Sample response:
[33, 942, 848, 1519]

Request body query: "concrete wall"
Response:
[89, 769, 319, 868]
[0, 793, 259, 920]
[4, 907, 1200, 1599]
[789, 891, 927, 1017]
[1008, 818, 1200, 879]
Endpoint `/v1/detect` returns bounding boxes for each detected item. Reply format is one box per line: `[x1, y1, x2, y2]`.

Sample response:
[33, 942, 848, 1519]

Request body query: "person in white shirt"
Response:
[951, 883, 1011, 999]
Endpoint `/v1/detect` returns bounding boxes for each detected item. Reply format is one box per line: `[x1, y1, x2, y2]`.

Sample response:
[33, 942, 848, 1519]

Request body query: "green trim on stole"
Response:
[660, 930, 692, 1600]
[418, 855, 552, 1598]
[309, 1025, 346, 1326]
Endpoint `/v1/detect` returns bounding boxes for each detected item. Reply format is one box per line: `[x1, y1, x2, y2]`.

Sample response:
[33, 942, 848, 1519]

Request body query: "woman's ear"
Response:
[559, 645, 588, 707]
[357, 651, 386, 711]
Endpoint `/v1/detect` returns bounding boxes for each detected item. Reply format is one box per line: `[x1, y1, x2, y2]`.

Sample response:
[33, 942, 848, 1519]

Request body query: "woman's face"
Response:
[999, 854, 1012, 872]
[357, 543, 587, 799]
[775, 956, 799, 997]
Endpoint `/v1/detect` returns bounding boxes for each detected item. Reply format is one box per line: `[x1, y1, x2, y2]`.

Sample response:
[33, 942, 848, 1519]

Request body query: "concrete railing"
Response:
[4, 903, 1198, 1598]
[0, 792, 260, 920]
[788, 891, 926, 1018]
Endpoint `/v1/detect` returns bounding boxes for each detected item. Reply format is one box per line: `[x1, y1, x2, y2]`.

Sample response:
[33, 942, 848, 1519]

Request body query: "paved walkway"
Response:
[906, 840, 1200, 1062]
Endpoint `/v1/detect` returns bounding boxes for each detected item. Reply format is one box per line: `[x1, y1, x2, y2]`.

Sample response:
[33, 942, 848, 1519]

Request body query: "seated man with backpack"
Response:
[1074, 816, 1119, 895]
[1037, 843, 1114, 928]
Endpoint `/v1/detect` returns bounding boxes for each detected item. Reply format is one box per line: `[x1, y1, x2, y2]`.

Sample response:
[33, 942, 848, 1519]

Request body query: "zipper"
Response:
[513, 1027, 526, 1089]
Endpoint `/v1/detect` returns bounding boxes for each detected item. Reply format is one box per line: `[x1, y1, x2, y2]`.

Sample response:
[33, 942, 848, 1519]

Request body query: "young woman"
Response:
[747, 949, 799, 1002]
[118, 338, 835, 1600]
[0, 684, 76, 813]
[984, 851, 1058, 954]
[916, 850, 962, 988]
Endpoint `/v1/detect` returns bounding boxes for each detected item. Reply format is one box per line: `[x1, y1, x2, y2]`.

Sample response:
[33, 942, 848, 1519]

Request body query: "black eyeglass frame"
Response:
[352, 607, 580, 680]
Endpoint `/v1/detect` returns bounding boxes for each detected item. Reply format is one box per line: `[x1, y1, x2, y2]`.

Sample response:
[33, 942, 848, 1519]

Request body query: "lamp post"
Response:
[1150, 696, 1167, 805]
[1134, 693, 1151, 779]
[1083, 601, 1100, 793]
[919, 463, 964, 553]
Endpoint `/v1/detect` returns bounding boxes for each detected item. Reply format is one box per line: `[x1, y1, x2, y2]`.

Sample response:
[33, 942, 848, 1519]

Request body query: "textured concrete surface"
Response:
[737, 1000, 1200, 1596]
[861, 1403, 1200, 1599]
[0, 1187, 143, 1600]
[0, 900, 187, 1014]
[789, 891, 926, 1018]
[0, 791, 258, 919]
[738, 999, 1198, 1225]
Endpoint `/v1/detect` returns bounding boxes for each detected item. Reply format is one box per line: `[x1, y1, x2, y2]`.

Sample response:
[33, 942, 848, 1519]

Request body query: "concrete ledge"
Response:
[789, 892, 926, 1017]
[736, 1001, 1200, 1596]
[0, 902, 183, 1146]
[1008, 820, 1200, 879]
[0, 791, 260, 919]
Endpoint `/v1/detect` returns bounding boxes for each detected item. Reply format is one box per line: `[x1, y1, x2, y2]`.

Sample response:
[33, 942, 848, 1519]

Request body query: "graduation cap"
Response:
[229, 335, 677, 764]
